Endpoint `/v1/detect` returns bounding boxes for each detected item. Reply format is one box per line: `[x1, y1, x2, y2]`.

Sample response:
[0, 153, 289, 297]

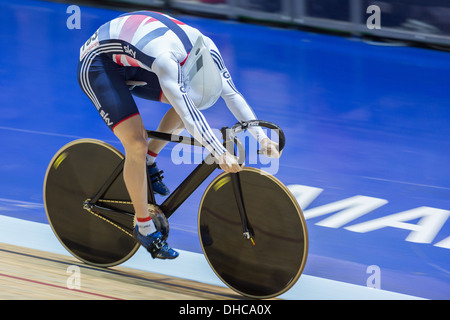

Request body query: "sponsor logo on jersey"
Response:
[80, 30, 99, 61]
[123, 44, 136, 59]
[100, 109, 113, 126]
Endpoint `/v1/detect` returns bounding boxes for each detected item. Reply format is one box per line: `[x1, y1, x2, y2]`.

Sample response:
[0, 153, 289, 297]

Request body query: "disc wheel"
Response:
[44, 139, 139, 267]
[198, 167, 308, 299]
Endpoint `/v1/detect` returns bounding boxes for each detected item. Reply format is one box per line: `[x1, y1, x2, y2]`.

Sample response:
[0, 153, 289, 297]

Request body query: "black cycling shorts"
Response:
[77, 54, 163, 131]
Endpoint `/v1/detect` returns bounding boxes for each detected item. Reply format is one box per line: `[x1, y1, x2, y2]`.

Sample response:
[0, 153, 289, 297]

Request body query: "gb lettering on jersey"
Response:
[80, 30, 100, 61]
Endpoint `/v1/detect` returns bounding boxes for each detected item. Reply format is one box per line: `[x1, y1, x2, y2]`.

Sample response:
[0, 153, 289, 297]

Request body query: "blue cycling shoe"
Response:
[147, 162, 170, 196]
[133, 226, 179, 260]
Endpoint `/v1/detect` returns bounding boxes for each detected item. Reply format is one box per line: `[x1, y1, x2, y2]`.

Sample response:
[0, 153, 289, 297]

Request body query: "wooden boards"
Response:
[0, 243, 244, 300]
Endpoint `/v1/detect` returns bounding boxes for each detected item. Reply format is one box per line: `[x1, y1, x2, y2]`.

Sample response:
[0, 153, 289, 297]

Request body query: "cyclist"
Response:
[77, 11, 280, 260]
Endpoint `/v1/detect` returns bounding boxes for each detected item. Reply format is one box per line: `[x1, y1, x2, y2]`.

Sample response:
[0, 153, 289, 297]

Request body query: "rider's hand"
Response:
[259, 138, 282, 158]
[218, 151, 244, 173]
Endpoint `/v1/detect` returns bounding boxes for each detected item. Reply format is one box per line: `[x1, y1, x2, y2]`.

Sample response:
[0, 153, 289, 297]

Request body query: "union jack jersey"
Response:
[80, 11, 200, 69]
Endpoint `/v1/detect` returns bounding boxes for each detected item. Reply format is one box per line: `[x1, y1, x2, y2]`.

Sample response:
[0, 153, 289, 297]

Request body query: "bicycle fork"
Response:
[230, 172, 255, 245]
[221, 126, 255, 245]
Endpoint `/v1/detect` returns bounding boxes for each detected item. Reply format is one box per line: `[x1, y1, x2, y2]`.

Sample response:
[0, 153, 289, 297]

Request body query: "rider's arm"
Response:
[207, 47, 268, 143]
[209, 45, 281, 158]
[220, 78, 281, 158]
[152, 52, 227, 159]
[220, 74, 267, 142]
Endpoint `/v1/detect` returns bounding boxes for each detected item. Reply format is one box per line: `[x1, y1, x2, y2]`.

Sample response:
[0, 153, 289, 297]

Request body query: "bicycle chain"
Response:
[83, 199, 163, 239]
[83, 198, 135, 238]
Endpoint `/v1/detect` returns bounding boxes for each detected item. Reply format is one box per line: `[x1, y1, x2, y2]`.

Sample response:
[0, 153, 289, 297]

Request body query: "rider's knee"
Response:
[122, 135, 148, 158]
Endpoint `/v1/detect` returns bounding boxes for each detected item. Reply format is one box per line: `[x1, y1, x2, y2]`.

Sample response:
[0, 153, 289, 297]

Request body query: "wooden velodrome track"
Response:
[0, 242, 254, 300]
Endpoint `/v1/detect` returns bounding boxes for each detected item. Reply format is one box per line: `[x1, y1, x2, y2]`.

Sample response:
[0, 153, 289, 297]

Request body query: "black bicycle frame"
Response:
[84, 127, 253, 238]
[85, 130, 219, 220]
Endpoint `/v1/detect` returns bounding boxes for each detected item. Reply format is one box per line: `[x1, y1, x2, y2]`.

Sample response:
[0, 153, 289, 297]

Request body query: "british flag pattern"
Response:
[80, 11, 200, 70]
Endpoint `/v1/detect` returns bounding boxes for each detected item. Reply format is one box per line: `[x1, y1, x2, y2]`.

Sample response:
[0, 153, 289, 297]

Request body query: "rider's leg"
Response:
[112, 115, 178, 259]
[112, 114, 154, 230]
[78, 55, 178, 259]
[145, 105, 185, 196]
[78, 56, 153, 226]
[125, 68, 185, 157]
[147, 105, 184, 157]
[128, 72, 184, 195]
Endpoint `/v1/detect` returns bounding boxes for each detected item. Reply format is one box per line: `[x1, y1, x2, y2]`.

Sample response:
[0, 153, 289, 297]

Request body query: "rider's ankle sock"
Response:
[146, 150, 158, 166]
[136, 216, 157, 236]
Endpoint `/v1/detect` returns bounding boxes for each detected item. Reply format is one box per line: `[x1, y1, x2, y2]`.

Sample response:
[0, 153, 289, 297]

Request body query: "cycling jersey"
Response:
[77, 11, 265, 158]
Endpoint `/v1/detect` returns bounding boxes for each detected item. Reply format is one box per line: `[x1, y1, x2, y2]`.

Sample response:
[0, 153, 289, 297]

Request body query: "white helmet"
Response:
[182, 36, 222, 110]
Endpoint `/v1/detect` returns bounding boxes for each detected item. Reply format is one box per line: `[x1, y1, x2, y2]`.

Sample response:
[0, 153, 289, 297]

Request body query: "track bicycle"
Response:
[43, 120, 308, 299]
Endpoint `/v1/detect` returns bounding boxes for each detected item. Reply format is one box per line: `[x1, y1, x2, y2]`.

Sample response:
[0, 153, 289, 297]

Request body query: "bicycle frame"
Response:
[83, 129, 222, 227]
[83, 121, 275, 238]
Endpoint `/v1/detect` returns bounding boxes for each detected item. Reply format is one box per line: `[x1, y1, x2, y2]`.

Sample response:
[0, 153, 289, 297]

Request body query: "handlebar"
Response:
[223, 120, 286, 164]
[148, 120, 285, 165]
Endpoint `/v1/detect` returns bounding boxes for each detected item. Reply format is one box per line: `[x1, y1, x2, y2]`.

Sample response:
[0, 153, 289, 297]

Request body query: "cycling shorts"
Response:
[77, 54, 163, 131]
